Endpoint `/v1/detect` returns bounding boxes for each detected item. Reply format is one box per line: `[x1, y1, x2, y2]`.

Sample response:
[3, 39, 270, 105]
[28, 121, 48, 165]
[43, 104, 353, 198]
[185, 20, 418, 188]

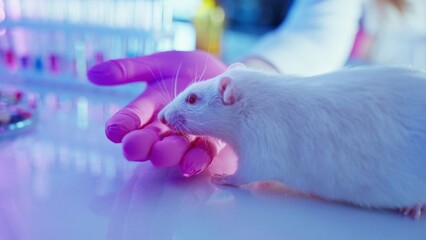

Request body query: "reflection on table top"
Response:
[0, 85, 425, 240]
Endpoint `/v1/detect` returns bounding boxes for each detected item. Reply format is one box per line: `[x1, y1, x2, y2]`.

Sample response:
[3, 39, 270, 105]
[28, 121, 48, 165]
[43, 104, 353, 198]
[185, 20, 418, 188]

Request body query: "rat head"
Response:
[158, 63, 246, 140]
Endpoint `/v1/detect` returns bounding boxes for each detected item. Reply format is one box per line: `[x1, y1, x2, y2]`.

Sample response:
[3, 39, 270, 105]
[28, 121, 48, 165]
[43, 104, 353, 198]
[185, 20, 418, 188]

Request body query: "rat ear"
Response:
[227, 62, 246, 71]
[219, 77, 239, 105]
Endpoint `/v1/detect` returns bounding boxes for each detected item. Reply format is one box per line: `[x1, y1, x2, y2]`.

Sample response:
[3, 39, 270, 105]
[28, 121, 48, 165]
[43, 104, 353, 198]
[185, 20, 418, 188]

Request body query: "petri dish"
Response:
[0, 88, 38, 137]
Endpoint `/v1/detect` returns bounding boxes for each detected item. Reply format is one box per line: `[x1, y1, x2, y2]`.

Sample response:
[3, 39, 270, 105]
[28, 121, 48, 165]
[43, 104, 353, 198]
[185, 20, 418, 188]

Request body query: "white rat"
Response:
[158, 63, 426, 218]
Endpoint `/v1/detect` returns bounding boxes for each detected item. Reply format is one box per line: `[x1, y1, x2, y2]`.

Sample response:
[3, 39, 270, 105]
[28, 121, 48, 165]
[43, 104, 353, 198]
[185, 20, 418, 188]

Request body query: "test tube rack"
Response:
[0, 0, 174, 93]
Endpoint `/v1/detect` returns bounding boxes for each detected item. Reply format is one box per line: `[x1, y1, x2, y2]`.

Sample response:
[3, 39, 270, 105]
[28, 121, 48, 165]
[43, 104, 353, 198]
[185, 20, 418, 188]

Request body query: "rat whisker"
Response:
[177, 122, 187, 134]
[194, 61, 199, 84]
[197, 52, 210, 82]
[196, 44, 214, 83]
[172, 120, 182, 133]
[143, 64, 158, 81]
[148, 83, 168, 105]
[162, 78, 173, 103]
[175, 124, 181, 134]
[185, 120, 209, 135]
[189, 74, 197, 86]
[155, 64, 172, 103]
[197, 66, 207, 83]
[187, 119, 218, 126]
[131, 61, 159, 82]
[147, 85, 168, 105]
[144, 64, 171, 103]
[174, 62, 183, 98]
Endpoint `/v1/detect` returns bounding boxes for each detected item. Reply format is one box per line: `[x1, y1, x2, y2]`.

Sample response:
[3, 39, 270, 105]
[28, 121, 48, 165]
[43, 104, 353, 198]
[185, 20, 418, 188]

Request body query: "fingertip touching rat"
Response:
[158, 63, 426, 219]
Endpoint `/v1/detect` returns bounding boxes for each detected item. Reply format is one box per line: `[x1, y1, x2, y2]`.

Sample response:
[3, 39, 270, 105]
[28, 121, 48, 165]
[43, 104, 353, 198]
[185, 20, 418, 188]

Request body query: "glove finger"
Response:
[87, 50, 227, 86]
[149, 134, 195, 168]
[179, 137, 221, 177]
[87, 57, 163, 86]
[121, 120, 169, 161]
[105, 95, 157, 143]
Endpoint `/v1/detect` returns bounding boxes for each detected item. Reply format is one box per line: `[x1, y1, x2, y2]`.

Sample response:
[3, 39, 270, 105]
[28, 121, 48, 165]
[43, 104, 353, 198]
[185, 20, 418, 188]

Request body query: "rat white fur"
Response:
[158, 64, 426, 210]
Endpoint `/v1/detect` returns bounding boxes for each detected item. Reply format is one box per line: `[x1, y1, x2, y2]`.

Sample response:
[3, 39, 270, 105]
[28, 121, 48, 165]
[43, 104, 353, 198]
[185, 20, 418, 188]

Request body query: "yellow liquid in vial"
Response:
[193, 0, 225, 56]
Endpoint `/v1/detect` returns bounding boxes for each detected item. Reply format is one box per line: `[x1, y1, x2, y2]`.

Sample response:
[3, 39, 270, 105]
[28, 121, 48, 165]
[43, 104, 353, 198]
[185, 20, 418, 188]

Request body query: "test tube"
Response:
[126, 36, 141, 57]
[4, 0, 22, 21]
[66, 0, 83, 24]
[162, 0, 174, 32]
[0, 31, 12, 70]
[32, 31, 48, 74]
[49, 0, 66, 23]
[152, 0, 164, 32]
[48, 31, 67, 74]
[4, 32, 17, 70]
[87, 0, 103, 26]
[92, 34, 108, 65]
[74, 39, 87, 81]
[115, 0, 129, 29]
[139, 0, 153, 31]
[104, 0, 116, 28]
[3, 0, 21, 71]
[37, 0, 49, 21]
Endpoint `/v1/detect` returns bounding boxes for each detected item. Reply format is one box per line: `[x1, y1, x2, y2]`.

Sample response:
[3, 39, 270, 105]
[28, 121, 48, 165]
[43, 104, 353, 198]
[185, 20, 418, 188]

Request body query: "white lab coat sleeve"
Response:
[248, 0, 364, 76]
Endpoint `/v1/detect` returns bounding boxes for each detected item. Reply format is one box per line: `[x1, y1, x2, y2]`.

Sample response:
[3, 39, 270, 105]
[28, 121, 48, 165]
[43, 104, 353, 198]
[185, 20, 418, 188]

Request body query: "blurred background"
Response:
[0, 0, 295, 82]
[0, 1, 425, 239]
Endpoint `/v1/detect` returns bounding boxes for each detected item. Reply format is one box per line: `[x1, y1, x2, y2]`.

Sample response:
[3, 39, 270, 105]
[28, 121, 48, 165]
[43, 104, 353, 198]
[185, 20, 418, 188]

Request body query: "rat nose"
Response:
[159, 115, 167, 125]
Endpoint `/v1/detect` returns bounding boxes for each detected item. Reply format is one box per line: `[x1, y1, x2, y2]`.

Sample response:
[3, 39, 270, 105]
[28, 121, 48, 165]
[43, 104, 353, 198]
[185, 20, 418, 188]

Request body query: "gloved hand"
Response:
[87, 50, 237, 177]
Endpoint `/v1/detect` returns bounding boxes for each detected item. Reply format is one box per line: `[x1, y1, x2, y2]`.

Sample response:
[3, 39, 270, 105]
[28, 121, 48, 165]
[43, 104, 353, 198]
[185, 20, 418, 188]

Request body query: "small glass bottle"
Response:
[192, 0, 225, 56]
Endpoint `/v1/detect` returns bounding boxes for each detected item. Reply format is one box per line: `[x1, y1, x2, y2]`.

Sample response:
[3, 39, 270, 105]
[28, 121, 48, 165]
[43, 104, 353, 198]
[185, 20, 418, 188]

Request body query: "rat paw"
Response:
[210, 175, 237, 186]
[399, 205, 426, 219]
[210, 173, 251, 188]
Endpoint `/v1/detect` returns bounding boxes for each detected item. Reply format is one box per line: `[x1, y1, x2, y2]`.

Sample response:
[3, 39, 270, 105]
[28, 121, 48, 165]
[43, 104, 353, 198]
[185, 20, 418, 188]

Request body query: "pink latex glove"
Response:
[87, 50, 237, 176]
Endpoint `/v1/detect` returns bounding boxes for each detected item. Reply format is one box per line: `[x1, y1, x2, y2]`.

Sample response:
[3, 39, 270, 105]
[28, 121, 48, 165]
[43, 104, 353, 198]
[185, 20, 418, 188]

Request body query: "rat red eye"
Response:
[186, 93, 198, 105]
